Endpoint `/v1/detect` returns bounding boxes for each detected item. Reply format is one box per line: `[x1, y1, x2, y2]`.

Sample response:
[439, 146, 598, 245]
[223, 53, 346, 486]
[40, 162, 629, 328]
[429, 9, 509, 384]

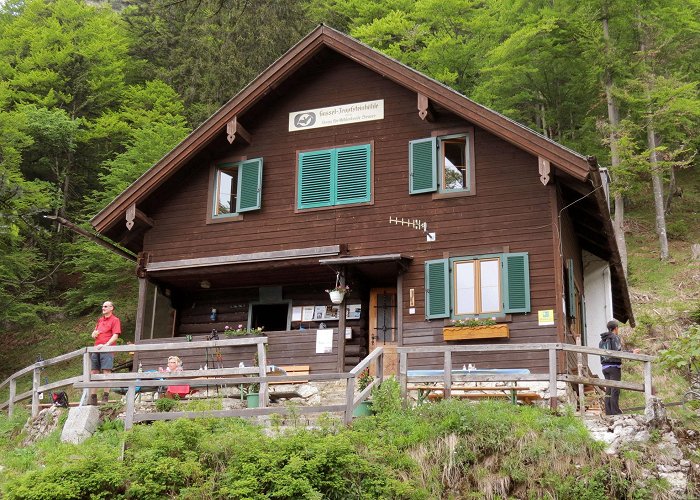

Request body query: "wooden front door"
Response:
[369, 288, 398, 377]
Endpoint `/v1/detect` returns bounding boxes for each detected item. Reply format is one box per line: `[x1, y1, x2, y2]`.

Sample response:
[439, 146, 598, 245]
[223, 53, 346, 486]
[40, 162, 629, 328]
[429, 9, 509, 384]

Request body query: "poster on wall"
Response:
[291, 307, 302, 322]
[302, 306, 315, 322]
[313, 306, 326, 320]
[316, 329, 334, 353]
[346, 304, 361, 319]
[324, 305, 340, 319]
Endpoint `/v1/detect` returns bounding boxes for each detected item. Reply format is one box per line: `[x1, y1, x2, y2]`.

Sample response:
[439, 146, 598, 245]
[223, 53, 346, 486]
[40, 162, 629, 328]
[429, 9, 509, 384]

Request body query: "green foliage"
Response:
[659, 325, 700, 383]
[0, 400, 669, 498]
[451, 318, 497, 327]
[155, 397, 179, 412]
[356, 368, 374, 392]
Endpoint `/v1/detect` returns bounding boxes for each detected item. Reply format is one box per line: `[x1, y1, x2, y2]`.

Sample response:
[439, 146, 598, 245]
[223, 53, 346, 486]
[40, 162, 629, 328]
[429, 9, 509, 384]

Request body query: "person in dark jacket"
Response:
[599, 320, 640, 415]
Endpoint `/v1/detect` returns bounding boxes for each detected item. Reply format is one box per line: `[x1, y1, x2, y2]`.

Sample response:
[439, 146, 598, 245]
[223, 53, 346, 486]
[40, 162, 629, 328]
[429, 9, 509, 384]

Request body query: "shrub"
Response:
[155, 397, 178, 412]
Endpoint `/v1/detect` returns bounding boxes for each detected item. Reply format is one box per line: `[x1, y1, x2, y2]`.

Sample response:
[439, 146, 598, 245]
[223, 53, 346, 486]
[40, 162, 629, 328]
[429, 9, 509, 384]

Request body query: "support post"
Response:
[82, 351, 92, 406]
[345, 375, 355, 425]
[31, 368, 40, 417]
[576, 336, 584, 416]
[336, 270, 347, 373]
[134, 277, 148, 342]
[376, 351, 384, 386]
[125, 385, 135, 430]
[549, 348, 558, 410]
[8, 378, 16, 418]
[443, 351, 452, 399]
[258, 341, 268, 407]
[644, 361, 653, 404]
[399, 351, 408, 402]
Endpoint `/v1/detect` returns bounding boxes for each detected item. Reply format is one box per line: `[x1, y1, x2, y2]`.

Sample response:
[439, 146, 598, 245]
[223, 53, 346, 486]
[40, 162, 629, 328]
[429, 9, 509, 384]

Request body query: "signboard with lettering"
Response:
[289, 100, 384, 132]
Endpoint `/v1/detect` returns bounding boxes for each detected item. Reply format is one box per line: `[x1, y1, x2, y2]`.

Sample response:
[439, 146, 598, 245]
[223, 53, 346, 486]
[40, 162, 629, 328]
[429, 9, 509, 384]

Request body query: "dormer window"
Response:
[208, 158, 263, 222]
[409, 129, 475, 196]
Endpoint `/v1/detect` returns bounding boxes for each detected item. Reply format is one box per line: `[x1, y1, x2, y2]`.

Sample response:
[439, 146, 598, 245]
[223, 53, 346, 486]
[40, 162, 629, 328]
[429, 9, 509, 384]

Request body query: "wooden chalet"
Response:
[91, 26, 633, 378]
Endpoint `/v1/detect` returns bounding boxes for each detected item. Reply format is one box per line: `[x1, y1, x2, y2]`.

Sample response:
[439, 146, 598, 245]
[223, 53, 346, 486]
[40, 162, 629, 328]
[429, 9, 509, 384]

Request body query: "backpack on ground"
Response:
[52, 391, 69, 407]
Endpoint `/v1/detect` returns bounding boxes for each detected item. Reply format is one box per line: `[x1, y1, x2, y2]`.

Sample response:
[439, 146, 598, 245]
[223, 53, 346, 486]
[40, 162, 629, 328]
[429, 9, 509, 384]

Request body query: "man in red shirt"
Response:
[90, 301, 121, 405]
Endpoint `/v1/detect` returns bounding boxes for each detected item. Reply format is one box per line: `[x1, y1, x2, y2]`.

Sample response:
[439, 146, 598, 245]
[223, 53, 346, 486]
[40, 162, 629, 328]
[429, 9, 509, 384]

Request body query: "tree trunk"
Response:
[664, 165, 677, 213]
[602, 11, 628, 274]
[647, 126, 670, 260]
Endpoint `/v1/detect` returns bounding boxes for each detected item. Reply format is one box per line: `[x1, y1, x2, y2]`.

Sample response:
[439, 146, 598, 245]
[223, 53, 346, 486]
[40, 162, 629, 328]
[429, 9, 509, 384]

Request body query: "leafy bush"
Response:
[666, 219, 689, 240]
[155, 397, 178, 412]
[659, 325, 700, 384]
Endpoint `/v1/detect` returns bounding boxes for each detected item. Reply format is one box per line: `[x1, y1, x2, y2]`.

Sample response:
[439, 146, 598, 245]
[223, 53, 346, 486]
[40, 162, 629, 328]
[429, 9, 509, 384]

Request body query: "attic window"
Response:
[209, 158, 263, 221]
[409, 129, 475, 197]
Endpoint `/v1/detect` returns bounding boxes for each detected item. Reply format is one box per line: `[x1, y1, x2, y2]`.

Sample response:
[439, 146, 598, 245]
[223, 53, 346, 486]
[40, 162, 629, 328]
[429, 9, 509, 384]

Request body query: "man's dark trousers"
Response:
[602, 365, 622, 415]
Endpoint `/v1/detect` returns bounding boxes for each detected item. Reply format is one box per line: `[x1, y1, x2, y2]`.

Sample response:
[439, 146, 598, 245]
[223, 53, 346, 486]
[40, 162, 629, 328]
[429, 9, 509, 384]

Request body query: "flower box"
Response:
[443, 324, 510, 341]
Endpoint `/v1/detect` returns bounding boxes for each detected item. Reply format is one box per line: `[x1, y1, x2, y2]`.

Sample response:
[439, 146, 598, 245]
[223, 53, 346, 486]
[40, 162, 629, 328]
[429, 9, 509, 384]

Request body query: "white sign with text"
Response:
[289, 100, 384, 131]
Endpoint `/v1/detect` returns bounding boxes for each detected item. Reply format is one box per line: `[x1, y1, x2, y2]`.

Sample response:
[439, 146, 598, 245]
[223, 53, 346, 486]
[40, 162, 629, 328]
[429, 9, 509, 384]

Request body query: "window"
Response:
[425, 253, 530, 319]
[211, 158, 263, 219]
[409, 132, 474, 195]
[297, 144, 371, 210]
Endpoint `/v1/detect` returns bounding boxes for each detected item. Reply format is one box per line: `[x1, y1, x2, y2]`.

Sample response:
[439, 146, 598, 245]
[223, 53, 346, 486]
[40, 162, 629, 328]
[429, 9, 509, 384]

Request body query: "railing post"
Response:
[548, 347, 558, 410]
[258, 341, 268, 408]
[376, 350, 384, 386]
[443, 350, 452, 399]
[576, 337, 584, 416]
[644, 360, 653, 405]
[31, 368, 41, 417]
[399, 351, 407, 403]
[345, 375, 355, 425]
[8, 377, 16, 418]
[82, 351, 92, 406]
[125, 385, 135, 430]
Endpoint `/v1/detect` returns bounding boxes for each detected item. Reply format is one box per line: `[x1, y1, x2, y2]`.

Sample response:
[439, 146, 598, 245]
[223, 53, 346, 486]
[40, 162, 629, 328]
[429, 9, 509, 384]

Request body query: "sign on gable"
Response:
[289, 100, 384, 132]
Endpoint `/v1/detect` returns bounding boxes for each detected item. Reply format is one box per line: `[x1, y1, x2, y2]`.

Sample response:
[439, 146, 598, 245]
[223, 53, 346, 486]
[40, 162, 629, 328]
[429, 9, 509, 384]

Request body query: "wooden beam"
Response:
[538, 157, 551, 185]
[226, 116, 252, 144]
[45, 216, 137, 262]
[146, 245, 341, 272]
[417, 93, 433, 121]
[126, 203, 154, 231]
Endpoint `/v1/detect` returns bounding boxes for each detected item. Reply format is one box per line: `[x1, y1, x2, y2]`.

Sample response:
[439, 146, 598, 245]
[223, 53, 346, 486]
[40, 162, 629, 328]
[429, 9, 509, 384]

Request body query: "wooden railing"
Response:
[398, 343, 655, 412]
[71, 338, 384, 428]
[0, 348, 86, 417]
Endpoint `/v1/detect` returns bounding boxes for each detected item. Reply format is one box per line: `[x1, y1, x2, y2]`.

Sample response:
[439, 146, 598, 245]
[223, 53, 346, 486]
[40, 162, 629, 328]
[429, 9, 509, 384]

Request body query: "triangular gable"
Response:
[91, 25, 592, 233]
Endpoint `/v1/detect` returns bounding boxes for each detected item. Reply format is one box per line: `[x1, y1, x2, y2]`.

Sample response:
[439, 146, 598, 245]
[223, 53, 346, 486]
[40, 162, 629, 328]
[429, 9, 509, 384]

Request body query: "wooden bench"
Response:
[408, 385, 542, 404]
[269, 365, 310, 385]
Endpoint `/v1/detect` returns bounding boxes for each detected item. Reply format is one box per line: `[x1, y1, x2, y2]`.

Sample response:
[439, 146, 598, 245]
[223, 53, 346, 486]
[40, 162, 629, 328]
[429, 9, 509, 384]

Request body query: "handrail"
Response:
[398, 343, 656, 413]
[0, 348, 86, 391]
[0, 348, 87, 418]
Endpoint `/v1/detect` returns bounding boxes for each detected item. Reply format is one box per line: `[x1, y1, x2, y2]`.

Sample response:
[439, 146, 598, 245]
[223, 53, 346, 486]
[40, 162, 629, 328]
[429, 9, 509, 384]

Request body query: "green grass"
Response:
[0, 387, 670, 499]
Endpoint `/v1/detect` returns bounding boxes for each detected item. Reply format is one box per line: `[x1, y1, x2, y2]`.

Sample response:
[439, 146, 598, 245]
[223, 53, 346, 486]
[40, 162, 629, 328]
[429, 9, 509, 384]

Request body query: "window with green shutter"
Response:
[409, 132, 473, 195]
[212, 157, 263, 218]
[426, 252, 530, 320]
[298, 144, 371, 210]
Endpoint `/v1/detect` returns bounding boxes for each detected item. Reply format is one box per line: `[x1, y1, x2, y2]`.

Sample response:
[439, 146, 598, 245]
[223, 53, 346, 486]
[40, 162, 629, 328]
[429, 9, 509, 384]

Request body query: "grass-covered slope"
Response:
[0, 383, 669, 499]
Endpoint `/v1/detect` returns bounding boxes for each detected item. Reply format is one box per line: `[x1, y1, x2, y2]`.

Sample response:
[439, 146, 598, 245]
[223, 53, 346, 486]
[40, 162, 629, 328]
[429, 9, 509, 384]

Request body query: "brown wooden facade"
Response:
[93, 27, 633, 375]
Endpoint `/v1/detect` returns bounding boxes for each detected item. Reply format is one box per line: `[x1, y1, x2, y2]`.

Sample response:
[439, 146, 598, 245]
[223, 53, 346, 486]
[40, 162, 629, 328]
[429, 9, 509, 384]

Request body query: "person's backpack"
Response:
[599, 336, 621, 365]
[52, 391, 69, 408]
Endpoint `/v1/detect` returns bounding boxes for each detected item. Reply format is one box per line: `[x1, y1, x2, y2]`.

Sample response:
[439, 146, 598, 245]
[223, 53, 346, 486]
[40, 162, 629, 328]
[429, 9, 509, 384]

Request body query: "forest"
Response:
[0, 0, 698, 332]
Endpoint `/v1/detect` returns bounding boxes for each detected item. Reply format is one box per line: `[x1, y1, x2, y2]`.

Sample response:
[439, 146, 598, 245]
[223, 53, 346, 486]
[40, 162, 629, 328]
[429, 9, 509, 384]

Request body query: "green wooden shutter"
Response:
[237, 158, 263, 212]
[425, 259, 449, 319]
[567, 258, 576, 318]
[502, 253, 530, 313]
[336, 144, 371, 205]
[298, 150, 333, 209]
[409, 137, 437, 194]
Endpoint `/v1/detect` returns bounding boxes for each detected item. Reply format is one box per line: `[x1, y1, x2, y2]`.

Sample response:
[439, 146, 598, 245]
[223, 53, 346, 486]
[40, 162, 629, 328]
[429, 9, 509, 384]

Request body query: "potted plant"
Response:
[326, 284, 350, 304]
[224, 325, 265, 337]
[244, 381, 260, 408]
[353, 369, 374, 417]
[443, 318, 509, 341]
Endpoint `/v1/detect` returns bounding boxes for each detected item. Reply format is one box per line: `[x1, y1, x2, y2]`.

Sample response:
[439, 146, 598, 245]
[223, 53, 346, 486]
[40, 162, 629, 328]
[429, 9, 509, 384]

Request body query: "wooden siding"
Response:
[137, 53, 559, 374]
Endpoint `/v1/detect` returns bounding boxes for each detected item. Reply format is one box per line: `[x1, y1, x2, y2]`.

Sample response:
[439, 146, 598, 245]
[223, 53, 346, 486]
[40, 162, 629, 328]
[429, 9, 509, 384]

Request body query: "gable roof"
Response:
[91, 25, 593, 233]
[90, 25, 633, 325]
